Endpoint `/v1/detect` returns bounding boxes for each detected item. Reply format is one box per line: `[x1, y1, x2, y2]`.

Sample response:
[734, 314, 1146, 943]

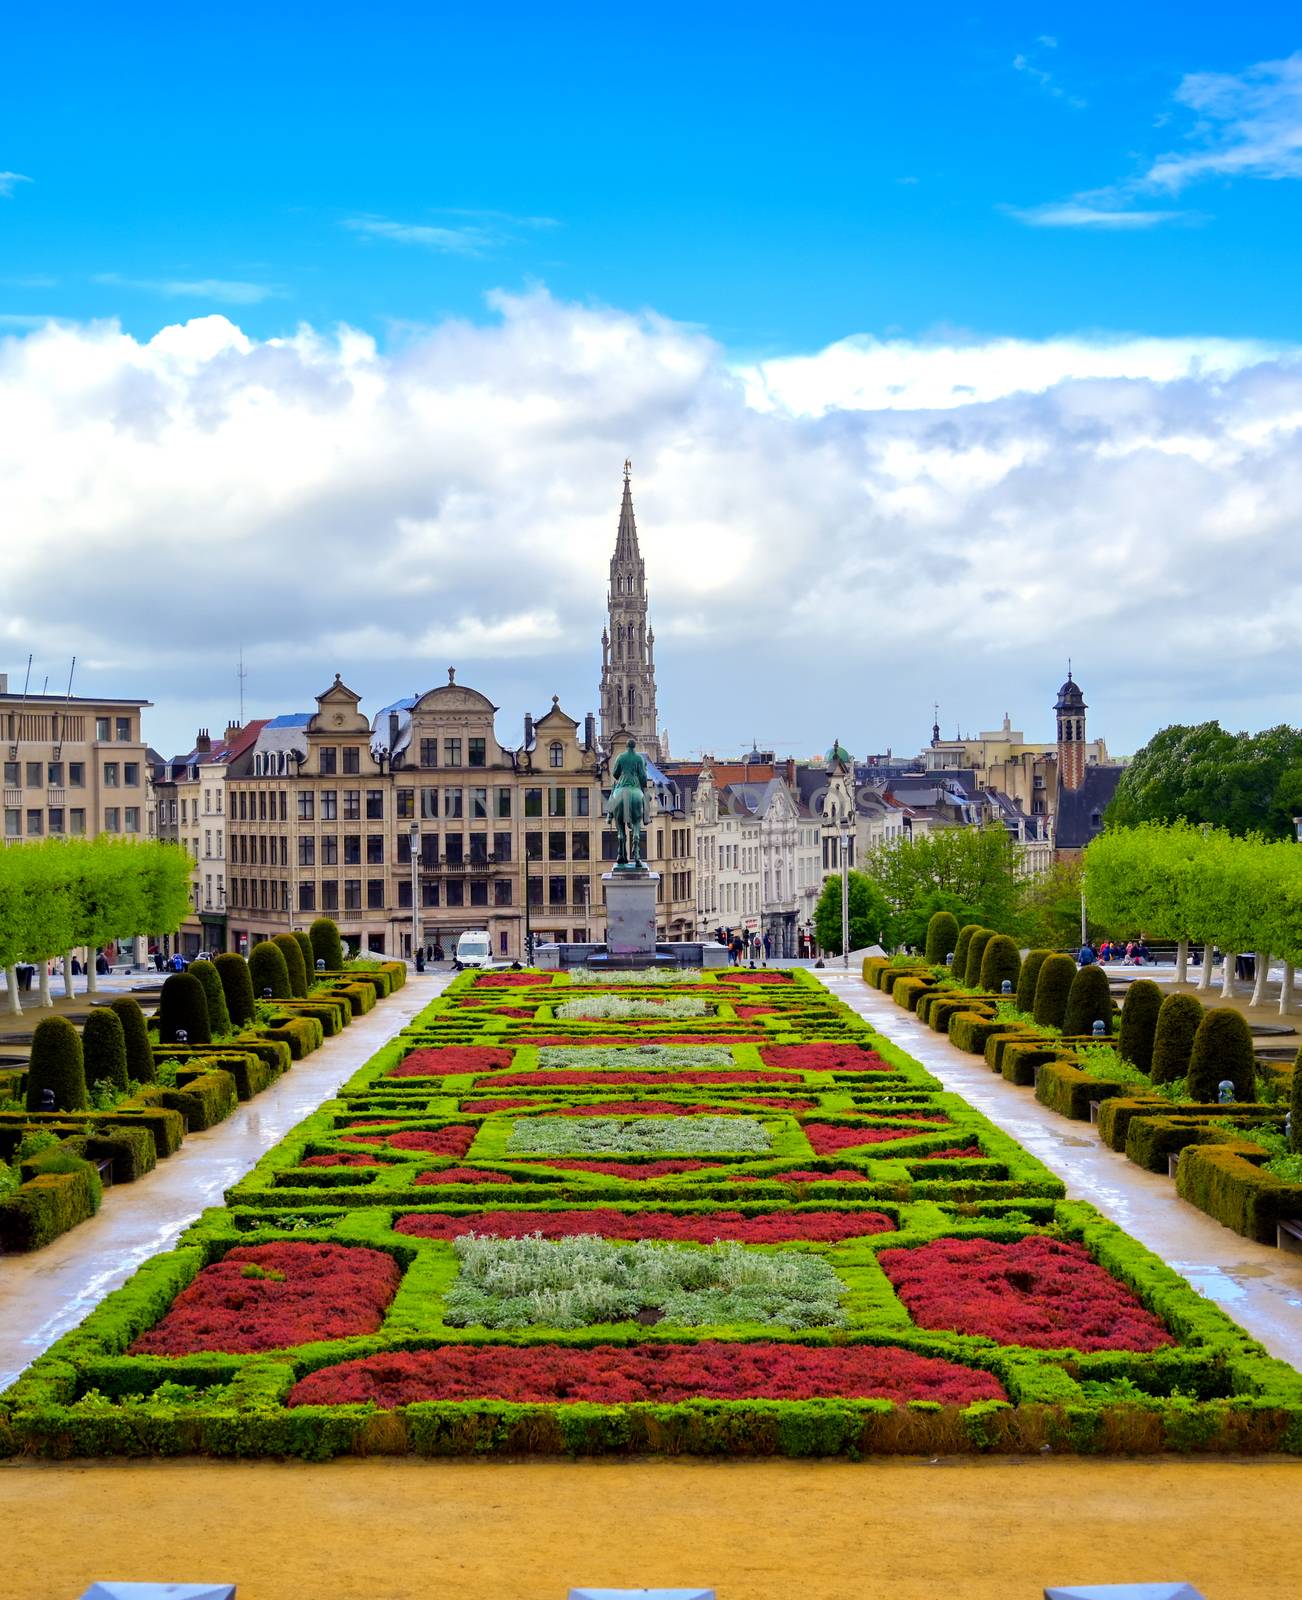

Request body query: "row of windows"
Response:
[3, 760, 93, 789]
[3, 805, 139, 837]
[95, 716, 135, 742]
[416, 737, 487, 768]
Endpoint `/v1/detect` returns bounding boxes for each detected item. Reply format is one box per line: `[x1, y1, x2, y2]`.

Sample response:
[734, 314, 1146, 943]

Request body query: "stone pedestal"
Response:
[603, 869, 659, 959]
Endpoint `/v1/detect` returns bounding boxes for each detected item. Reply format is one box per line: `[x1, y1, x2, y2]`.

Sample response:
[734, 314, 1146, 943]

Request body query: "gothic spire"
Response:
[615, 459, 640, 562]
[599, 459, 660, 759]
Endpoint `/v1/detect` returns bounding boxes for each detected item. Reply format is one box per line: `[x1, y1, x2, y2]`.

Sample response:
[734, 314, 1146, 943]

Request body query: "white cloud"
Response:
[1007, 202, 1192, 229]
[1012, 41, 1086, 109]
[92, 274, 286, 305]
[0, 171, 33, 198]
[1146, 50, 1302, 191]
[343, 217, 495, 256]
[2, 290, 1301, 758]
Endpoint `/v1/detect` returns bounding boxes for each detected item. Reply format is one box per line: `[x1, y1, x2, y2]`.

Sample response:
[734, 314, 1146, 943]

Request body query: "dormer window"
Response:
[549, 741, 564, 768]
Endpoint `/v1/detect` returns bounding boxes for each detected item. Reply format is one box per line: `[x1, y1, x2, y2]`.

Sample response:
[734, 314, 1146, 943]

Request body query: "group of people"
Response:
[1078, 938, 1151, 967]
[414, 941, 446, 973]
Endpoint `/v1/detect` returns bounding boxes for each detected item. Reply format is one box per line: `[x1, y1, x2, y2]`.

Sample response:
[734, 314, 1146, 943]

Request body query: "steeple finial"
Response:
[624, 457, 631, 483]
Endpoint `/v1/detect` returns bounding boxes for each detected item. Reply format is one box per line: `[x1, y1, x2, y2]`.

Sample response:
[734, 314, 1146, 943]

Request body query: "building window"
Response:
[319, 747, 337, 775]
[320, 789, 337, 820]
[69, 761, 84, 787]
[124, 762, 140, 787]
[366, 835, 384, 864]
[344, 790, 360, 820]
[343, 747, 360, 775]
[575, 788, 590, 817]
[468, 834, 489, 867]
[549, 741, 564, 768]
[420, 738, 438, 767]
[525, 831, 543, 861]
[494, 830, 512, 863]
[445, 880, 465, 907]
[3, 760, 17, 785]
[344, 879, 361, 911]
[602, 830, 618, 861]
[367, 879, 385, 909]
[470, 787, 488, 820]
[572, 831, 590, 860]
[116, 716, 130, 741]
[548, 786, 566, 817]
[104, 762, 119, 787]
[297, 792, 315, 821]
[444, 788, 463, 818]
[548, 830, 566, 861]
[298, 837, 315, 867]
[445, 834, 463, 867]
[468, 737, 486, 768]
[494, 879, 512, 906]
[444, 738, 462, 767]
[321, 880, 339, 911]
[366, 789, 384, 820]
[573, 873, 591, 909]
[397, 788, 415, 819]
[343, 835, 361, 865]
[421, 881, 440, 908]
[24, 760, 41, 787]
[421, 787, 439, 819]
[298, 882, 316, 912]
[549, 875, 566, 906]
[468, 879, 488, 907]
[47, 761, 63, 787]
[105, 807, 122, 832]
[397, 880, 412, 909]
[524, 787, 542, 818]
[322, 834, 338, 865]
[95, 717, 110, 741]
[3, 808, 18, 837]
[496, 787, 511, 819]
[69, 808, 86, 835]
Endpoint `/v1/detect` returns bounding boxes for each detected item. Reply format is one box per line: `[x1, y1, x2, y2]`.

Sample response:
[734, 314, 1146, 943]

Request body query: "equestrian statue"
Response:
[605, 736, 649, 869]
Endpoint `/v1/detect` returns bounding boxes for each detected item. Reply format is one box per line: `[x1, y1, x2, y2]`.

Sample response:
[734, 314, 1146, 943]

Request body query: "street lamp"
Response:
[408, 821, 421, 965]
[839, 814, 852, 970]
[577, 876, 588, 944]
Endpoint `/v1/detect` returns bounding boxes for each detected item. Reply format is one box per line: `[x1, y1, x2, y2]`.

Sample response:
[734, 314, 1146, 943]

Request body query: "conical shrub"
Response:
[1118, 979, 1163, 1075]
[274, 934, 309, 998]
[1063, 964, 1113, 1037]
[951, 923, 977, 978]
[214, 953, 256, 1026]
[924, 911, 960, 967]
[249, 939, 292, 1001]
[25, 1015, 88, 1112]
[1016, 950, 1051, 1014]
[1151, 993, 1203, 1085]
[1186, 1007, 1256, 1103]
[979, 934, 1021, 996]
[293, 931, 315, 984]
[82, 1007, 128, 1092]
[1033, 953, 1077, 1029]
[310, 917, 345, 972]
[1290, 1044, 1302, 1154]
[188, 958, 231, 1035]
[964, 929, 994, 989]
[158, 971, 212, 1045]
[109, 996, 155, 1083]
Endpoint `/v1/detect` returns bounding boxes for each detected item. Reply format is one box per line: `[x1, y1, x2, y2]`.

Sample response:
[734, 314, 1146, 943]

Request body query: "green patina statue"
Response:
[605, 736, 649, 869]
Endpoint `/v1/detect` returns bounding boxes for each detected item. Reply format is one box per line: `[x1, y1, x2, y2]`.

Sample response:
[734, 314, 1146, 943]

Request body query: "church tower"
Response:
[1054, 666, 1087, 793]
[599, 461, 661, 760]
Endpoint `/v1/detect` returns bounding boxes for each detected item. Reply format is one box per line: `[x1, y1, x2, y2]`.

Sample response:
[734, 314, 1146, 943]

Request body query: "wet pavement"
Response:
[0, 972, 448, 1388]
[817, 969, 1302, 1368]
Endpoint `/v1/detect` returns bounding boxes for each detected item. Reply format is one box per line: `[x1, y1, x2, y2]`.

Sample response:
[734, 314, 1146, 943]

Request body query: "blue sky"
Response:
[5, 3, 1301, 350]
[4, 5, 1302, 763]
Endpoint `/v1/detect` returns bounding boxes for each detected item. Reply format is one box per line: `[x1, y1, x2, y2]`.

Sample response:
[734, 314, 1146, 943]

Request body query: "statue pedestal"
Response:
[603, 870, 659, 960]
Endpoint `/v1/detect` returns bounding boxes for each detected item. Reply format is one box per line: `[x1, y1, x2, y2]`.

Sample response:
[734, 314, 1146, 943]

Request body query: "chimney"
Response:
[524, 713, 534, 749]
[223, 719, 241, 744]
[584, 712, 596, 751]
[785, 756, 796, 790]
[0, 673, 7, 693]
[388, 710, 400, 753]
[195, 728, 211, 754]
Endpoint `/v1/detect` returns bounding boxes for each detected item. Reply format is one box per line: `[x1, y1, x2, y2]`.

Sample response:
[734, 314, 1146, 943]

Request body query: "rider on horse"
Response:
[605, 737, 649, 868]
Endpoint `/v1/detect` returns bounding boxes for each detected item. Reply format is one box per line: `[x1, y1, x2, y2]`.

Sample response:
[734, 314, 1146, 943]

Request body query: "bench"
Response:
[1168, 1153, 1180, 1178]
[1089, 1100, 1101, 1124]
[94, 1157, 113, 1189]
[1278, 1219, 1302, 1256]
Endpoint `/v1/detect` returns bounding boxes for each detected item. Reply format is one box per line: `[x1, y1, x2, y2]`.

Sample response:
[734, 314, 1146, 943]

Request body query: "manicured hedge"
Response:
[963, 929, 994, 989]
[1118, 980, 1163, 1075]
[215, 954, 257, 1027]
[1151, 993, 1203, 1085]
[25, 1016, 87, 1112]
[1016, 950, 1051, 1016]
[250, 940, 292, 1002]
[979, 935, 1020, 996]
[188, 959, 232, 1037]
[1032, 954, 1076, 1030]
[82, 1007, 128, 1092]
[310, 917, 346, 972]
[1062, 965, 1113, 1038]
[109, 997, 156, 1084]
[1187, 1008, 1256, 1104]
[158, 971, 212, 1046]
[924, 911, 960, 966]
[1176, 1141, 1302, 1244]
[274, 934, 309, 999]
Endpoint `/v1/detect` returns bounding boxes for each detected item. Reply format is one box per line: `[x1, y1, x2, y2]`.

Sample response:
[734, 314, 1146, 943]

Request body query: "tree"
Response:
[158, 971, 211, 1045]
[1151, 993, 1203, 1084]
[860, 825, 1020, 931]
[82, 1007, 128, 1092]
[1033, 954, 1076, 1029]
[979, 934, 1021, 995]
[813, 871, 894, 955]
[1117, 979, 1163, 1074]
[1016, 950, 1051, 1014]
[25, 1016, 87, 1111]
[923, 909, 960, 965]
[214, 953, 256, 1027]
[1063, 965, 1112, 1037]
[900, 893, 981, 956]
[1187, 1008, 1255, 1102]
[1015, 858, 1096, 950]
[1290, 1044, 1302, 1154]
[188, 958, 231, 1036]
[964, 929, 994, 988]
[292, 931, 315, 985]
[249, 939, 292, 1000]
[310, 917, 345, 971]
[1107, 721, 1302, 840]
[109, 996, 156, 1084]
[274, 934, 309, 998]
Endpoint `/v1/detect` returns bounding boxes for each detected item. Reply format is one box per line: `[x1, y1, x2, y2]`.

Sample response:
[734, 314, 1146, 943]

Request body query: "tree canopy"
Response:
[1106, 721, 1302, 840]
[813, 870, 895, 955]
[859, 825, 1019, 933]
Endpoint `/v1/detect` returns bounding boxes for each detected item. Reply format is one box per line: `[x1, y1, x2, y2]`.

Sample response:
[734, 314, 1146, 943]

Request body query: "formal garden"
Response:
[4, 961, 1300, 1460]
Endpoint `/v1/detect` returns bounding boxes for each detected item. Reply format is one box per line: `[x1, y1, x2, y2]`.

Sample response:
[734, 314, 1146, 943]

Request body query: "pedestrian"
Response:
[433, 939, 445, 964]
[729, 933, 743, 966]
[1077, 939, 1096, 967]
[415, 948, 426, 973]
[96, 950, 110, 976]
[762, 930, 771, 961]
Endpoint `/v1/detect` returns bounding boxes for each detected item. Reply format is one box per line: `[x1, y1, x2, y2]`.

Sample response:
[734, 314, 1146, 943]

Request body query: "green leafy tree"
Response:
[979, 934, 1021, 995]
[1015, 858, 1097, 949]
[900, 893, 981, 956]
[813, 871, 895, 955]
[1033, 954, 1076, 1029]
[309, 917, 345, 971]
[1117, 979, 1163, 1074]
[1107, 721, 1302, 839]
[1186, 1008, 1255, 1102]
[1151, 993, 1204, 1085]
[249, 939, 292, 1000]
[82, 1007, 128, 1092]
[1063, 965, 1112, 1036]
[25, 1016, 88, 1111]
[860, 825, 1020, 931]
[923, 909, 961, 966]
[109, 996, 155, 1084]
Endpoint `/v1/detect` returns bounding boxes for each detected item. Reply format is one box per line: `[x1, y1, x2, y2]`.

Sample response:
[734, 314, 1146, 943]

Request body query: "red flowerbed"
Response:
[461, 1097, 534, 1112]
[715, 972, 790, 984]
[482, 1069, 801, 1088]
[391, 1047, 514, 1077]
[804, 1122, 943, 1155]
[395, 1208, 895, 1243]
[516, 1159, 722, 1179]
[727, 1169, 868, 1184]
[761, 1044, 892, 1073]
[473, 973, 546, 987]
[288, 1341, 1003, 1407]
[915, 1146, 985, 1160]
[517, 1035, 759, 1047]
[130, 1242, 400, 1356]
[414, 1167, 516, 1185]
[461, 1094, 814, 1114]
[878, 1236, 1174, 1352]
[301, 1153, 385, 1168]
[734, 1005, 778, 1018]
[342, 1126, 476, 1156]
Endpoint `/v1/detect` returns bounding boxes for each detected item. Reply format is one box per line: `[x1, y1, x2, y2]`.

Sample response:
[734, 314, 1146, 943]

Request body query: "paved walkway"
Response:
[816, 970, 1302, 1368]
[0, 973, 448, 1388]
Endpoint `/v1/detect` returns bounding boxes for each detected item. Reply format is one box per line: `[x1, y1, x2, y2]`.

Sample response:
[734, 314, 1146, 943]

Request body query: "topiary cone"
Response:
[1186, 1007, 1256, 1103]
[1290, 1044, 1302, 1154]
[293, 930, 315, 985]
[951, 923, 977, 978]
[1150, 993, 1204, 1085]
[1033, 953, 1077, 1030]
[214, 953, 256, 1026]
[1063, 964, 1113, 1037]
[109, 995, 156, 1084]
[964, 929, 994, 989]
[1118, 979, 1163, 1075]
[925, 911, 960, 967]
[274, 934, 309, 998]
[82, 1006, 128, 1092]
[979, 934, 1021, 996]
[1016, 950, 1051, 1015]
[188, 958, 231, 1035]
[158, 970, 212, 1045]
[25, 1015, 88, 1112]
[310, 916, 345, 972]
[249, 939, 292, 1000]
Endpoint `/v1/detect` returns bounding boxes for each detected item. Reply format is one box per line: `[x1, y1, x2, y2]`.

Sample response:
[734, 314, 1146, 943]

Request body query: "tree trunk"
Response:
[1197, 944, 1215, 991]
[62, 951, 75, 999]
[3, 966, 21, 1017]
[1221, 952, 1237, 999]
[1250, 951, 1270, 1009]
[86, 953, 98, 996]
[37, 963, 52, 1008]
[1175, 937, 1188, 984]
[1281, 963, 1297, 1018]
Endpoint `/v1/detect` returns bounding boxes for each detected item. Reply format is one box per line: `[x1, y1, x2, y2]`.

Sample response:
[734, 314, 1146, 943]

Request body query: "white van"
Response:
[453, 930, 494, 969]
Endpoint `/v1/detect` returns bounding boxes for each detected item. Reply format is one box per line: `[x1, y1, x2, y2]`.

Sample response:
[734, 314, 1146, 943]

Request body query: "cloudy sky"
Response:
[3, 4, 1302, 761]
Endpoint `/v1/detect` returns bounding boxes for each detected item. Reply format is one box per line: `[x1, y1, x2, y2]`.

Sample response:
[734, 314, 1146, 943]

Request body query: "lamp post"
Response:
[577, 876, 588, 944]
[839, 816, 852, 971]
[408, 822, 421, 965]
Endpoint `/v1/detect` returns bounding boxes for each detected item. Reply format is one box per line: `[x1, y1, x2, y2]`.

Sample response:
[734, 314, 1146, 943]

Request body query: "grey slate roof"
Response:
[1054, 766, 1123, 849]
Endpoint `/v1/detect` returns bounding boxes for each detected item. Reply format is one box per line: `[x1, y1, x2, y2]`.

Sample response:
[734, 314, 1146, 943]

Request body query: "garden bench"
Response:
[1089, 1100, 1101, 1124]
[1278, 1219, 1302, 1256]
[93, 1157, 113, 1189]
